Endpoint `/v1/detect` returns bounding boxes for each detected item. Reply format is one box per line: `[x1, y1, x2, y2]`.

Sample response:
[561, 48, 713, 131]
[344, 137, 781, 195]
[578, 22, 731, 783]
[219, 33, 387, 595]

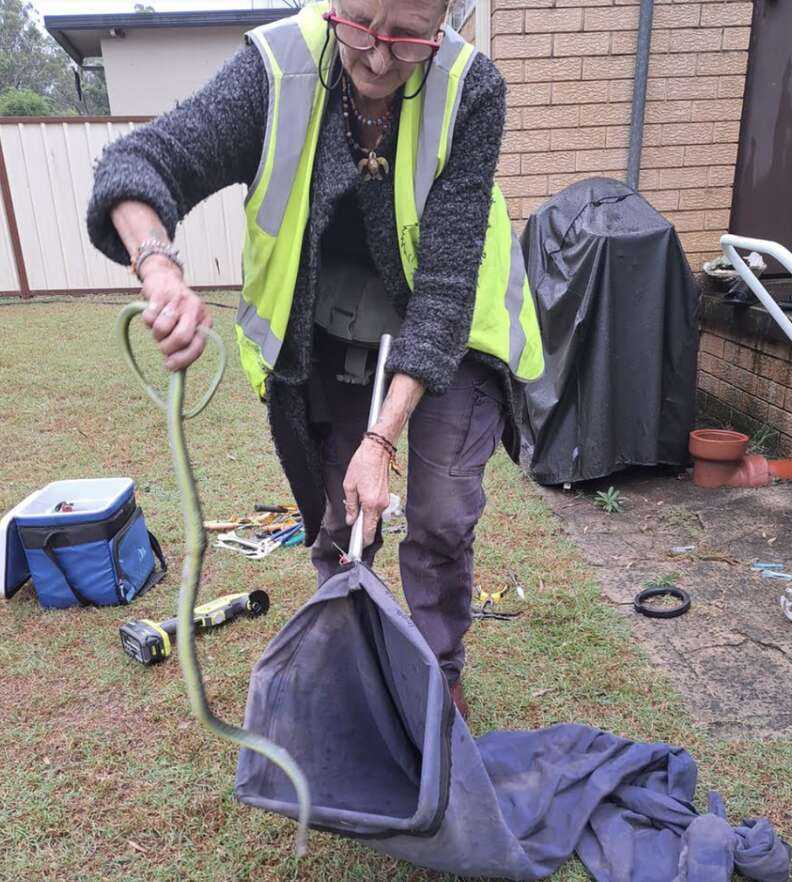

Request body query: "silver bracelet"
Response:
[132, 238, 184, 282]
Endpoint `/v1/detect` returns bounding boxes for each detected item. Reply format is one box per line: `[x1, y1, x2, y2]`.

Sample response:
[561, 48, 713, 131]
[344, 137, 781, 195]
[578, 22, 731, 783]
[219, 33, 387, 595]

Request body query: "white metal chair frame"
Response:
[720, 234, 792, 344]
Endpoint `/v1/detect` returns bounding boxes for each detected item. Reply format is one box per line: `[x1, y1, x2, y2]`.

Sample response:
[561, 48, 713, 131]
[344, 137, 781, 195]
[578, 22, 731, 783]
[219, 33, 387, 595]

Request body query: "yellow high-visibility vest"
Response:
[237, 1, 543, 397]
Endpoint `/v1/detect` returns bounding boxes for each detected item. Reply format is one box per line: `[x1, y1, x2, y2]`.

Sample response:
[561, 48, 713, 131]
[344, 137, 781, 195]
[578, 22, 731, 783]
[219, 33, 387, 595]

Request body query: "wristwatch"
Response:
[131, 238, 185, 282]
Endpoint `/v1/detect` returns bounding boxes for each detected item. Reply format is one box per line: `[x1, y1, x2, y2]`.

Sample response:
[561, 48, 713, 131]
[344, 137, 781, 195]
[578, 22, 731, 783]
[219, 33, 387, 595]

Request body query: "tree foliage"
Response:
[0, 0, 109, 116]
[0, 86, 51, 115]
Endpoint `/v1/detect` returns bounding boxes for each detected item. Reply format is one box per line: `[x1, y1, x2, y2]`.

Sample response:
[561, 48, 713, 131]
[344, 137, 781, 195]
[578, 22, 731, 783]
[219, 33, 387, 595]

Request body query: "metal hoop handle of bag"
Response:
[348, 334, 393, 562]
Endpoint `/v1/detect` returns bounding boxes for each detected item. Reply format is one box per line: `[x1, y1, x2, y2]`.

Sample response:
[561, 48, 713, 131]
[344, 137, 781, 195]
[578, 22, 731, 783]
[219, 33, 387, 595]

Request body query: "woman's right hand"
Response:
[139, 256, 213, 372]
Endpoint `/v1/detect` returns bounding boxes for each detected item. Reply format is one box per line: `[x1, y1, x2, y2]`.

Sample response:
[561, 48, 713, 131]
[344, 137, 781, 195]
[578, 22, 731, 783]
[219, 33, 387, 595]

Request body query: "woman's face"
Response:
[335, 0, 446, 101]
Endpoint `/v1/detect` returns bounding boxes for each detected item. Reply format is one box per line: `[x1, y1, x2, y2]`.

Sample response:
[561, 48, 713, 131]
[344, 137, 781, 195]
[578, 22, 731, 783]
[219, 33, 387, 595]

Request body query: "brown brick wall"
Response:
[698, 327, 792, 456]
[492, 0, 752, 272]
[460, 9, 477, 42]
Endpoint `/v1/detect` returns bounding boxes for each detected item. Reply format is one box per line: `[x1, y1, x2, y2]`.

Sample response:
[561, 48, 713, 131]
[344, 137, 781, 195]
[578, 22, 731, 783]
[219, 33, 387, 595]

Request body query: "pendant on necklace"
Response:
[359, 150, 390, 181]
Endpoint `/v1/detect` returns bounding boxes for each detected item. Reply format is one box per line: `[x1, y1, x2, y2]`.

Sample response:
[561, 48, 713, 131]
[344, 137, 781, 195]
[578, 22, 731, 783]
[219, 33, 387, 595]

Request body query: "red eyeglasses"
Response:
[323, 10, 441, 64]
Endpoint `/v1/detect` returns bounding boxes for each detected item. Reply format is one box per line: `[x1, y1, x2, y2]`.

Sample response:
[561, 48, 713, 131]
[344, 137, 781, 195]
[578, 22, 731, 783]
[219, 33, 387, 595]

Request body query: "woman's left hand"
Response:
[343, 437, 391, 547]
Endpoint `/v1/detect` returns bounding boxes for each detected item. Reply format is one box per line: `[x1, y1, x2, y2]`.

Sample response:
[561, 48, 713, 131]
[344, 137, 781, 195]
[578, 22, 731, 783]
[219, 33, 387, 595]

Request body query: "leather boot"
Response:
[450, 680, 469, 720]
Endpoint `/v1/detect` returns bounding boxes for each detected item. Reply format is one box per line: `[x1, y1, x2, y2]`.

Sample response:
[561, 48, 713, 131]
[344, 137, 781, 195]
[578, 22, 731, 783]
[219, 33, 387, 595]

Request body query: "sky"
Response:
[31, 0, 291, 16]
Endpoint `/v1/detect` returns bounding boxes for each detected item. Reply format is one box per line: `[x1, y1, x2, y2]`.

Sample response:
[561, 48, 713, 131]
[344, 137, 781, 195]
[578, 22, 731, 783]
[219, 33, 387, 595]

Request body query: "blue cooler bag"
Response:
[12, 478, 166, 609]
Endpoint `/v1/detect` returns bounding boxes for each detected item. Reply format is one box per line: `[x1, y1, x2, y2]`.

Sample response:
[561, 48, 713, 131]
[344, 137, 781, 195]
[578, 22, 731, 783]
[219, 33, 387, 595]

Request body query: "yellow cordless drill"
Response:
[119, 590, 270, 666]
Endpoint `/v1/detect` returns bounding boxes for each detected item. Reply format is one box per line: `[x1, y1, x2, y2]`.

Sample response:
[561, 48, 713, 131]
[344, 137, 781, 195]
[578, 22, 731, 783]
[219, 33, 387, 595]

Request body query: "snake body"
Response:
[117, 302, 310, 855]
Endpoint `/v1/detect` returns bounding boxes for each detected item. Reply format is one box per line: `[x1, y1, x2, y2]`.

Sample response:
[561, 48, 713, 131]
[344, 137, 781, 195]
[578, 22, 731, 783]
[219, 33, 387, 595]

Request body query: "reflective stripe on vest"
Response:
[395, 29, 543, 382]
[413, 29, 477, 218]
[237, 2, 544, 396]
[236, 7, 329, 395]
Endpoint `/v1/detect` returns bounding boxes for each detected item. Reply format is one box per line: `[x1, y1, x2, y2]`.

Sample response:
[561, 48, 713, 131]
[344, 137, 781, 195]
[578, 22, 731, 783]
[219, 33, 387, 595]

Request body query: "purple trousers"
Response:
[310, 350, 506, 685]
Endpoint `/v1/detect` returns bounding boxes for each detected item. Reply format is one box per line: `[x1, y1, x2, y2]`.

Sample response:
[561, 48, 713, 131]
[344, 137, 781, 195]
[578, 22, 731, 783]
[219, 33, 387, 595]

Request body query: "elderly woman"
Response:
[88, 0, 543, 717]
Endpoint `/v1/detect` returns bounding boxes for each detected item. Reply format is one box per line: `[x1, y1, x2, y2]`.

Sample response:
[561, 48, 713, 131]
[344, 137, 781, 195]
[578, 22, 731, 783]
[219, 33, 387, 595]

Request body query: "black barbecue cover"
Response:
[521, 177, 700, 485]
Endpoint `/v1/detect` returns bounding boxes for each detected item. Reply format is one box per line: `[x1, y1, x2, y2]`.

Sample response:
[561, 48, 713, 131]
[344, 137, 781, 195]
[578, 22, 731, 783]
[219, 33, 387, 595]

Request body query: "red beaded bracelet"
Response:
[364, 431, 402, 476]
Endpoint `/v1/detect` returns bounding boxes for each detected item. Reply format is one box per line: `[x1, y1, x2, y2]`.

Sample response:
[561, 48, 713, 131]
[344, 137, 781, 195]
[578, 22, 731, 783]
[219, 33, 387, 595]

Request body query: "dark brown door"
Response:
[730, 0, 792, 276]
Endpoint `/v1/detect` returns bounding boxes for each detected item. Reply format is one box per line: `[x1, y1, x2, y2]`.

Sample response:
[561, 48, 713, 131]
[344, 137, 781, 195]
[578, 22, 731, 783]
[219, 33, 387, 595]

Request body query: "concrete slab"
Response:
[536, 468, 792, 739]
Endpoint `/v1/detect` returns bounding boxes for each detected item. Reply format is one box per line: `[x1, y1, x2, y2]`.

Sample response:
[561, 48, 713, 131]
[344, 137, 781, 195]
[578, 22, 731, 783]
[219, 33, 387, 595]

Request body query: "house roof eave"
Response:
[44, 8, 294, 66]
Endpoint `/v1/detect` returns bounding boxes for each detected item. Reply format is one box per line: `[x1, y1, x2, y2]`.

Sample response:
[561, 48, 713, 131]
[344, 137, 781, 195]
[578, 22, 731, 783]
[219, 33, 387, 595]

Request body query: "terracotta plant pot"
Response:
[769, 459, 792, 480]
[689, 429, 765, 488]
[689, 429, 792, 488]
[689, 429, 749, 462]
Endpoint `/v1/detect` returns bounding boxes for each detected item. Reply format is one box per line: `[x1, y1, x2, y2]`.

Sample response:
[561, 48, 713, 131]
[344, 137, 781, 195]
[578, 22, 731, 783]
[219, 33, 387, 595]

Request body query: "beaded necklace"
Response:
[341, 75, 395, 181]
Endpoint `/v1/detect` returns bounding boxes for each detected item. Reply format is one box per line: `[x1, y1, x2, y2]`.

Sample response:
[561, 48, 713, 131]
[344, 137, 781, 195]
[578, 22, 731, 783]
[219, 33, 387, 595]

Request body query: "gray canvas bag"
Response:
[235, 561, 789, 882]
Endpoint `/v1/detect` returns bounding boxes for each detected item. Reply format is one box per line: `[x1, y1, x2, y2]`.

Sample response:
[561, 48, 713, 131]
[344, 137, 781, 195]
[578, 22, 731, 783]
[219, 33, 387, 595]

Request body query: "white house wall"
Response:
[101, 27, 249, 116]
[0, 119, 245, 294]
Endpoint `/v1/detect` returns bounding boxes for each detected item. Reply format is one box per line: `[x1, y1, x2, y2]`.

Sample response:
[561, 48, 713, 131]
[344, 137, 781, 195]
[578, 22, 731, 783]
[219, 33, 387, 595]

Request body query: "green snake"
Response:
[116, 301, 310, 855]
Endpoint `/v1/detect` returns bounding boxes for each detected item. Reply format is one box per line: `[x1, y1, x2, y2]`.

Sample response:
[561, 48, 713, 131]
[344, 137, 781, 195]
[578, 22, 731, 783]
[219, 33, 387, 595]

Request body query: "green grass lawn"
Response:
[0, 293, 789, 882]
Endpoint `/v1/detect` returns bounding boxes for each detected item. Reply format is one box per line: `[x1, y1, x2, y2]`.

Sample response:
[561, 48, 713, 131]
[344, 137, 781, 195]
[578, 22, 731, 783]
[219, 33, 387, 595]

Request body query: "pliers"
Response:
[215, 523, 303, 559]
[471, 599, 523, 621]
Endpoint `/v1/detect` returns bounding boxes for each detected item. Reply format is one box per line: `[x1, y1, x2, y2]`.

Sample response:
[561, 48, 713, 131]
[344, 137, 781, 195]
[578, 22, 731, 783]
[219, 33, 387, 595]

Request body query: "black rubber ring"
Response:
[633, 585, 691, 619]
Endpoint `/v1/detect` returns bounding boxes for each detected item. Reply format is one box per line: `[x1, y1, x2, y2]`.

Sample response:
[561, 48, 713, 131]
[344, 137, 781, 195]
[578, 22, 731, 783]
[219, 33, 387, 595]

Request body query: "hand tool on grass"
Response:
[215, 522, 304, 558]
[472, 573, 527, 619]
[204, 511, 299, 532]
[117, 302, 310, 855]
[255, 503, 298, 514]
[215, 531, 271, 559]
[254, 517, 301, 535]
[476, 586, 511, 604]
[471, 600, 524, 621]
[120, 590, 270, 665]
[471, 591, 524, 620]
[282, 530, 305, 548]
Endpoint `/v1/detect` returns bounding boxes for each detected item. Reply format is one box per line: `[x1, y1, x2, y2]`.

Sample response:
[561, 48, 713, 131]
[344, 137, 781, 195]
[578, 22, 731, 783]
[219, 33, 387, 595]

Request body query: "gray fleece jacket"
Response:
[87, 38, 519, 541]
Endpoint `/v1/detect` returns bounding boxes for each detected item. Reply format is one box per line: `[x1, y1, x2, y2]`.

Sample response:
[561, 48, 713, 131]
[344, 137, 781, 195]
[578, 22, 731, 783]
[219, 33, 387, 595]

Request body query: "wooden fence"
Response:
[0, 116, 244, 297]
